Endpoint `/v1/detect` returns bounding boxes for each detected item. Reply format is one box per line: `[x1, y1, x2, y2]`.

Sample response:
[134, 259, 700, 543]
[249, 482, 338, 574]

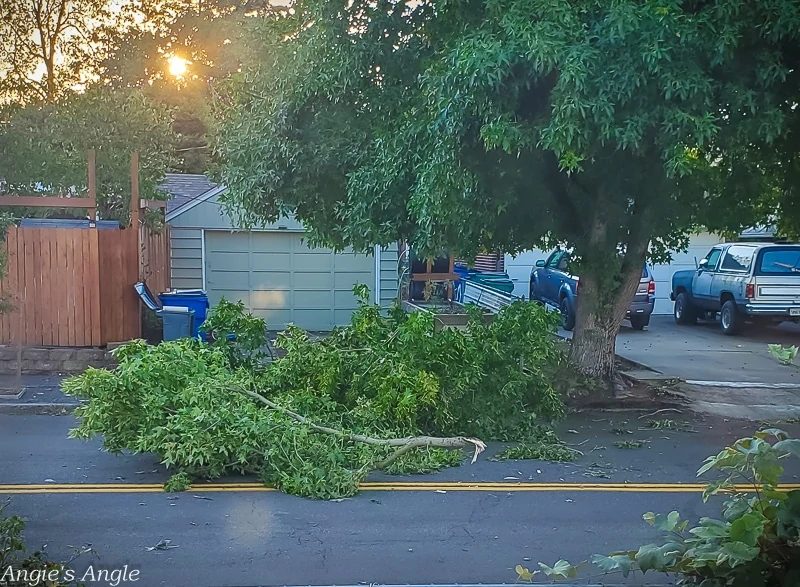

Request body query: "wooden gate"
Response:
[0, 224, 166, 347]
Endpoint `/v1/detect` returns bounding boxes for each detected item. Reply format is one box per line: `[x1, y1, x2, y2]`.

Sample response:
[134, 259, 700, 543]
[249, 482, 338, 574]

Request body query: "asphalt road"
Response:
[3, 414, 800, 587]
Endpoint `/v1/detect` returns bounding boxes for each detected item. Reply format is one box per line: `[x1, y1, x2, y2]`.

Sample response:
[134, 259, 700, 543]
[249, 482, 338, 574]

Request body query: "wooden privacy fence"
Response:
[0, 224, 169, 347]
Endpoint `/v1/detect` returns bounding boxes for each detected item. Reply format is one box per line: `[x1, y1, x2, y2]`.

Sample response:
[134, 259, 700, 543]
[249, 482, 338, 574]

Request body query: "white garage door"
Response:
[204, 231, 375, 331]
[503, 232, 725, 314]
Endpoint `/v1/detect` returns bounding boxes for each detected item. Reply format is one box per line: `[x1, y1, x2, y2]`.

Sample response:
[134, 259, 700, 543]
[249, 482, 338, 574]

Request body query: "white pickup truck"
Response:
[670, 242, 800, 335]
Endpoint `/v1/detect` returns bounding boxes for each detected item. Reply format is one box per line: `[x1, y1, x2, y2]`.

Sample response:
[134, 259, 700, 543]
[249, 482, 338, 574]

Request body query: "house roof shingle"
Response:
[158, 173, 217, 214]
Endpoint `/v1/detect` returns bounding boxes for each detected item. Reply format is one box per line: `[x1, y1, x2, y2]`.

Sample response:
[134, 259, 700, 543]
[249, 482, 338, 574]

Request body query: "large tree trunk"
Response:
[568, 220, 650, 387]
[569, 264, 644, 380]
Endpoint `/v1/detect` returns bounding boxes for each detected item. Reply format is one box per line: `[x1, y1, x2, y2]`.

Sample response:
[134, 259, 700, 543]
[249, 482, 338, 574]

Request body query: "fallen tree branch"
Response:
[234, 387, 487, 465]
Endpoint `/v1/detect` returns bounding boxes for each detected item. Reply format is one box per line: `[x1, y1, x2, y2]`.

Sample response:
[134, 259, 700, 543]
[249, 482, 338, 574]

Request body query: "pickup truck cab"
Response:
[529, 249, 656, 331]
[670, 242, 800, 335]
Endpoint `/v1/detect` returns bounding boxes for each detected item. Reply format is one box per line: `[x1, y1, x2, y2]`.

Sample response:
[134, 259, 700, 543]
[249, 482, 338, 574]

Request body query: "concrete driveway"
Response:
[559, 314, 800, 419]
[557, 312, 800, 385]
[614, 315, 800, 385]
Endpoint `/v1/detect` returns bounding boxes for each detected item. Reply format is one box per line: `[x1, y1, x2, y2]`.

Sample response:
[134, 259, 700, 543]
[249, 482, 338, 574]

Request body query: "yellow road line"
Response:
[1, 482, 798, 494]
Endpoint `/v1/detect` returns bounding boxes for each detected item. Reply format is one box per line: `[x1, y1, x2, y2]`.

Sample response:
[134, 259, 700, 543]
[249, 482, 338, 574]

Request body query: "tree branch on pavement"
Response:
[234, 386, 487, 466]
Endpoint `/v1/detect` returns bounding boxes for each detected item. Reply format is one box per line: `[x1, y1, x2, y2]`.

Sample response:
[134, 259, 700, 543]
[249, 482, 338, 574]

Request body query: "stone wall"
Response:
[0, 346, 117, 375]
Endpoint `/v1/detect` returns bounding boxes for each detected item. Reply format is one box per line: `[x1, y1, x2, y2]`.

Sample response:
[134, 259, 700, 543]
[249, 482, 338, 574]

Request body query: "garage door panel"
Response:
[293, 272, 333, 289]
[261, 234, 293, 252]
[208, 251, 250, 270]
[293, 252, 333, 272]
[250, 289, 290, 310]
[252, 252, 292, 271]
[334, 254, 371, 272]
[208, 271, 250, 290]
[293, 309, 333, 331]
[208, 289, 250, 306]
[250, 271, 292, 289]
[254, 309, 293, 329]
[334, 272, 372, 289]
[293, 290, 333, 309]
[210, 232, 250, 251]
[334, 309, 357, 326]
[333, 290, 360, 308]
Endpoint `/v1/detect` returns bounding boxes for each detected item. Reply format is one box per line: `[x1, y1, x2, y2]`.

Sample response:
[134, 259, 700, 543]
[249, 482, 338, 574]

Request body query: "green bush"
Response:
[526, 429, 800, 585]
[63, 286, 567, 499]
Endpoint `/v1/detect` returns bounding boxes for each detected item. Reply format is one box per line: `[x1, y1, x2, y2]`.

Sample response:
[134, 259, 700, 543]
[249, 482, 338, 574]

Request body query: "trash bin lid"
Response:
[135, 282, 161, 311]
[161, 289, 207, 297]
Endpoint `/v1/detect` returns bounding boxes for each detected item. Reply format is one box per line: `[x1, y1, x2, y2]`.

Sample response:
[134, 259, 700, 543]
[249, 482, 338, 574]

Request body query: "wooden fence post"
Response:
[131, 153, 142, 339]
[88, 150, 96, 221]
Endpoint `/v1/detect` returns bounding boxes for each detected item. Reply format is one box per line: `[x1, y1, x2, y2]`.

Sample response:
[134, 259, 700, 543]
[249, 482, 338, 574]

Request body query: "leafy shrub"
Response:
[63, 286, 567, 499]
[526, 429, 800, 585]
[199, 298, 270, 369]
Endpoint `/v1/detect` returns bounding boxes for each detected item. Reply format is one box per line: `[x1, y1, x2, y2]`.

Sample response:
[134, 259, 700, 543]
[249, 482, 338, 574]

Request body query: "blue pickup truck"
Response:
[529, 250, 656, 331]
[670, 242, 800, 335]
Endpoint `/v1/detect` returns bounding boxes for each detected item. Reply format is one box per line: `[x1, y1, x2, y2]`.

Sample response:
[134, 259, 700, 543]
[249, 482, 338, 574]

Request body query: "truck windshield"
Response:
[757, 247, 800, 275]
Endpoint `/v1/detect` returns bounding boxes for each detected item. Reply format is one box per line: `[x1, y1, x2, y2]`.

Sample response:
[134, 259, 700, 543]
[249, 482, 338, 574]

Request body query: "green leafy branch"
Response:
[768, 344, 799, 366]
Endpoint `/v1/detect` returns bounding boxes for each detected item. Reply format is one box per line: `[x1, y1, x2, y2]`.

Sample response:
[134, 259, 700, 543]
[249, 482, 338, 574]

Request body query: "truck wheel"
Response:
[630, 315, 649, 331]
[720, 300, 743, 335]
[560, 297, 576, 331]
[674, 292, 697, 325]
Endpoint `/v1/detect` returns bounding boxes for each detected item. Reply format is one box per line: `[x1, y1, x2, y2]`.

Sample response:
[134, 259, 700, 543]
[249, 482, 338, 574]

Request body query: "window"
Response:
[757, 247, 800, 275]
[545, 251, 560, 268]
[720, 245, 755, 272]
[556, 255, 569, 271]
[703, 248, 722, 270]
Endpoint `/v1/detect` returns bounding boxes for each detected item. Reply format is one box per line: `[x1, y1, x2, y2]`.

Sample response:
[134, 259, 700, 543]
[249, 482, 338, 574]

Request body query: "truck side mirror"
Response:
[698, 259, 708, 271]
[535, 260, 546, 268]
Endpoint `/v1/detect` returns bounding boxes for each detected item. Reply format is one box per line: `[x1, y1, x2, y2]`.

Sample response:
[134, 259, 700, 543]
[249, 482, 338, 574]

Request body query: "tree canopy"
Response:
[217, 0, 800, 380]
[0, 88, 175, 223]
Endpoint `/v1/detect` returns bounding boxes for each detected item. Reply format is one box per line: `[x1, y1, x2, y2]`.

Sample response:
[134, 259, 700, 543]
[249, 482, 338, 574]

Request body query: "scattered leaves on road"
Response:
[614, 440, 646, 449]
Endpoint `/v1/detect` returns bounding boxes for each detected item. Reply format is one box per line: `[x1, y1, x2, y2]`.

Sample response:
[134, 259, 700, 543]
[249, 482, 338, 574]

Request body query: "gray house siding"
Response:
[168, 190, 399, 309]
[169, 228, 203, 290]
[379, 243, 400, 308]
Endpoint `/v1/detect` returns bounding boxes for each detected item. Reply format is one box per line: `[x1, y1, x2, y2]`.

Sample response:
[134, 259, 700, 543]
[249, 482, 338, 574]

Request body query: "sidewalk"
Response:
[0, 374, 80, 414]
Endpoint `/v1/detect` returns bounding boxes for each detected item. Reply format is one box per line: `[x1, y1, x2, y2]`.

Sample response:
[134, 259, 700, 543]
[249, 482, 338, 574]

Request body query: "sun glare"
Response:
[168, 56, 188, 78]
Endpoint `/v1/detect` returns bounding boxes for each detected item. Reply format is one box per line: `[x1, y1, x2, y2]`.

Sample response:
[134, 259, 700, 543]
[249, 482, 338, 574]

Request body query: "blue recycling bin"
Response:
[157, 290, 209, 339]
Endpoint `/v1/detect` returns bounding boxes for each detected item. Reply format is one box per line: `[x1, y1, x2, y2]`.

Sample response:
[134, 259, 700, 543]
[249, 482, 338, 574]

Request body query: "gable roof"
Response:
[158, 173, 218, 214]
[164, 181, 229, 222]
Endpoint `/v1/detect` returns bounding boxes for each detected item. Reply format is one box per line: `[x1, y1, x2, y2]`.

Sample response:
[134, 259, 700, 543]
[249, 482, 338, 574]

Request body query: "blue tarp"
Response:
[19, 218, 121, 230]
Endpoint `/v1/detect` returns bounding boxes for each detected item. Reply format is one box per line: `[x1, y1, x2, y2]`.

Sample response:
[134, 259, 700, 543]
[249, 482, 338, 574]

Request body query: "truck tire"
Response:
[674, 292, 697, 325]
[560, 297, 576, 331]
[720, 300, 744, 335]
[630, 315, 649, 331]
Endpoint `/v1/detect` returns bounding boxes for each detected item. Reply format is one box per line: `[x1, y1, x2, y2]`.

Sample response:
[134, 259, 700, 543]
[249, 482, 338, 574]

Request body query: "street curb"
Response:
[0, 402, 78, 415]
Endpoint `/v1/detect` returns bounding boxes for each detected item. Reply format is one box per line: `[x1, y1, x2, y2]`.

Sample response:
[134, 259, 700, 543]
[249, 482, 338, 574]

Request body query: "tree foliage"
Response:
[0, 88, 175, 223]
[0, 0, 114, 103]
[530, 429, 800, 585]
[217, 0, 800, 380]
[63, 289, 569, 499]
